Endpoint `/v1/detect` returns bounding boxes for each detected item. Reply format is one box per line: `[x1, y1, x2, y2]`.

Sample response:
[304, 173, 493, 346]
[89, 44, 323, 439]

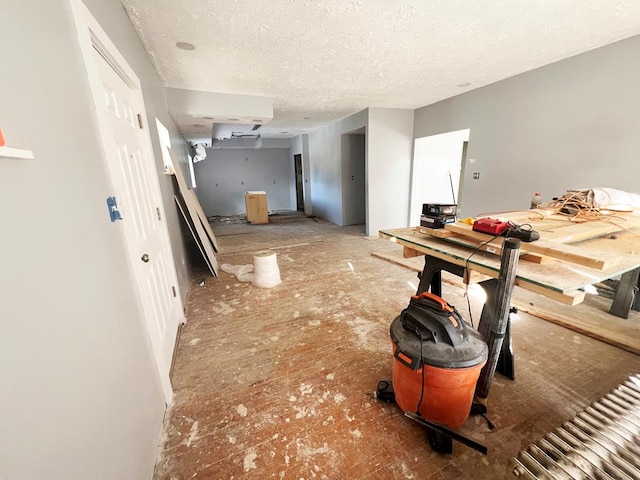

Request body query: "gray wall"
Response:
[414, 34, 640, 217]
[0, 0, 168, 478]
[306, 108, 413, 233]
[367, 108, 415, 235]
[195, 148, 294, 216]
[308, 110, 368, 225]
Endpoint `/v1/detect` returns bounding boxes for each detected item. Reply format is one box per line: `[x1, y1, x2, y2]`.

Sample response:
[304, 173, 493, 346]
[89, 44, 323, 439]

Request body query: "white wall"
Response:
[0, 1, 166, 478]
[367, 108, 415, 235]
[308, 110, 368, 225]
[414, 34, 640, 216]
[409, 129, 469, 225]
[195, 148, 294, 216]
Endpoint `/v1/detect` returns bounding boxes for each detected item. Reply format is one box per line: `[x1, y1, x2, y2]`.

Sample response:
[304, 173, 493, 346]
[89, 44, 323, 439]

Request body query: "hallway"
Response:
[154, 213, 640, 479]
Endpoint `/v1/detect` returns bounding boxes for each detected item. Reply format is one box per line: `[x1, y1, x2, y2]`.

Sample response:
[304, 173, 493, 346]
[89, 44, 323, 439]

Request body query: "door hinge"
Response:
[172, 286, 177, 297]
[156, 207, 162, 221]
[137, 114, 143, 129]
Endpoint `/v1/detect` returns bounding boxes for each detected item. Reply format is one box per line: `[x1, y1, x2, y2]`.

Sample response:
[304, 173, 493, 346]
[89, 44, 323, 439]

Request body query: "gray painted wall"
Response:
[195, 148, 294, 216]
[367, 108, 415, 235]
[308, 110, 368, 225]
[414, 34, 640, 217]
[0, 0, 167, 478]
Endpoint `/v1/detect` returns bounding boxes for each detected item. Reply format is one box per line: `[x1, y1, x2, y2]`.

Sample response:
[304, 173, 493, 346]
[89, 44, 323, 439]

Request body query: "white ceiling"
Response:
[121, 0, 640, 141]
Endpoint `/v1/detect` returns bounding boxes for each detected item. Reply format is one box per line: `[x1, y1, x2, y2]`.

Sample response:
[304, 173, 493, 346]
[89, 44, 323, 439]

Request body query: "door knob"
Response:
[141, 253, 150, 263]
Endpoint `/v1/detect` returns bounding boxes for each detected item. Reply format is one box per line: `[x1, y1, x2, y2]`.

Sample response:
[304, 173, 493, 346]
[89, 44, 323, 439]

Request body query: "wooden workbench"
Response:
[380, 210, 640, 315]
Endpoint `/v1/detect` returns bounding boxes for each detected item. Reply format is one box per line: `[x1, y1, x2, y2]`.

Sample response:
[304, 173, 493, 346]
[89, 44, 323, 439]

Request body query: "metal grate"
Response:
[509, 374, 640, 480]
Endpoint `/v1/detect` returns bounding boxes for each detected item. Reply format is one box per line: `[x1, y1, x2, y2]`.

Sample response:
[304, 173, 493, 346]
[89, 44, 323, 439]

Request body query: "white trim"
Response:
[70, 0, 184, 404]
[188, 154, 197, 188]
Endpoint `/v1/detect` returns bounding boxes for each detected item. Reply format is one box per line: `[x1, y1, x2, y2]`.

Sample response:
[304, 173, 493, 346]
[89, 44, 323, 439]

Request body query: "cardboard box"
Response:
[245, 191, 268, 224]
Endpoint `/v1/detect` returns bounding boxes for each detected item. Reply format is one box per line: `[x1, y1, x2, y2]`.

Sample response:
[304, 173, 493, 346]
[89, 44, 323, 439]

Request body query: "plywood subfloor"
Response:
[154, 213, 640, 480]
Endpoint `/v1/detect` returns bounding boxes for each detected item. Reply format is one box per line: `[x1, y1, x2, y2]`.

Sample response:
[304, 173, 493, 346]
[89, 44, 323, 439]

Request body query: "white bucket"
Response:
[251, 250, 281, 288]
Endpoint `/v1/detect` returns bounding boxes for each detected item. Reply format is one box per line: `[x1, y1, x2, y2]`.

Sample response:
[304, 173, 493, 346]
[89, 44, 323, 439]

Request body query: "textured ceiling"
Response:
[121, 0, 640, 140]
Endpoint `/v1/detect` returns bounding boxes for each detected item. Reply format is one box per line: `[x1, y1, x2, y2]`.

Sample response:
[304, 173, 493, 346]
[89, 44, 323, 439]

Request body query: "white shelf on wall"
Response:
[0, 146, 35, 159]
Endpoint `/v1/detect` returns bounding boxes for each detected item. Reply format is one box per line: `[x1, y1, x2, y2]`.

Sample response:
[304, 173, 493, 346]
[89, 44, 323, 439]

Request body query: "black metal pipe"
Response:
[405, 411, 488, 454]
[475, 237, 521, 401]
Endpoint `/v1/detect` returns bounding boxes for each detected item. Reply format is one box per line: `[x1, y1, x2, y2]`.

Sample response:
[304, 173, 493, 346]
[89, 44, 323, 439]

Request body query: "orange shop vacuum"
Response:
[377, 292, 489, 454]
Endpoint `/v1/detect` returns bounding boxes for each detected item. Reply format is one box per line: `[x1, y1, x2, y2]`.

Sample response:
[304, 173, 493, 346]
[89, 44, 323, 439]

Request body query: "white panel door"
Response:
[93, 48, 182, 400]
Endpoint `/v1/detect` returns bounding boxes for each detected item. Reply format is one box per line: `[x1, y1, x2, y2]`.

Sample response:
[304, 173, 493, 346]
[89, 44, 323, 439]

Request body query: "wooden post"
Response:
[475, 238, 521, 402]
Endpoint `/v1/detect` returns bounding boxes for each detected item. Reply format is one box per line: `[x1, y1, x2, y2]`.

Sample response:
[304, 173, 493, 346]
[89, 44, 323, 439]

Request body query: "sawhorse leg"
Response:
[475, 238, 521, 403]
[609, 267, 640, 319]
[478, 280, 515, 381]
[416, 256, 465, 296]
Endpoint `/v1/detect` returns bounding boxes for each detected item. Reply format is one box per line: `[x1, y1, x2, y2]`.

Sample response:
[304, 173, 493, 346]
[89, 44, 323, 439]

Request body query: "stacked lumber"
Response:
[415, 210, 640, 271]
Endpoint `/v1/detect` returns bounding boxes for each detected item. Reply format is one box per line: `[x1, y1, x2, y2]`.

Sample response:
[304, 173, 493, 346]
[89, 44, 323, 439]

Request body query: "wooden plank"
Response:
[174, 195, 216, 277]
[169, 150, 220, 252]
[445, 222, 621, 270]
[373, 251, 490, 284]
[416, 226, 548, 264]
[188, 189, 220, 252]
[514, 304, 640, 356]
[168, 150, 218, 275]
[371, 252, 421, 272]
[402, 246, 422, 258]
[379, 230, 585, 305]
[540, 214, 640, 244]
[472, 211, 640, 244]
[513, 280, 584, 306]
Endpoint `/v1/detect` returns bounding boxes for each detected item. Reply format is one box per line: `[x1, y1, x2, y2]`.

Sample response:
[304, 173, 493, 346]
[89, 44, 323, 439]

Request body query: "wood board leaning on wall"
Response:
[168, 149, 219, 277]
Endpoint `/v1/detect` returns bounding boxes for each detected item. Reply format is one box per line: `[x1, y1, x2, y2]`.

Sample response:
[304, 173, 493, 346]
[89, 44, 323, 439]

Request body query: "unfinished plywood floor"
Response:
[154, 213, 640, 480]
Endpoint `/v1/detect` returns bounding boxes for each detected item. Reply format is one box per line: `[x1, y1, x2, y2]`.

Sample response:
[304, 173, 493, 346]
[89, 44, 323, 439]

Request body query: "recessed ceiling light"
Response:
[303, 117, 311, 120]
[203, 116, 214, 120]
[176, 41, 195, 51]
[457, 82, 471, 87]
[193, 124, 205, 127]
[281, 131, 289, 134]
[228, 118, 240, 122]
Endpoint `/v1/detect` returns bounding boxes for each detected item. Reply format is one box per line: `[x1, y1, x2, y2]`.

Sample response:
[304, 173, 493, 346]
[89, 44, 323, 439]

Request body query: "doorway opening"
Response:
[341, 128, 367, 232]
[294, 153, 305, 212]
[409, 129, 470, 226]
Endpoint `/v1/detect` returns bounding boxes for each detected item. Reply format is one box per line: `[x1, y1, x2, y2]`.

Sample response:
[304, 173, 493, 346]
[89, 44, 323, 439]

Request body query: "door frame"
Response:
[408, 129, 470, 226]
[341, 128, 367, 229]
[293, 153, 304, 211]
[70, 0, 184, 403]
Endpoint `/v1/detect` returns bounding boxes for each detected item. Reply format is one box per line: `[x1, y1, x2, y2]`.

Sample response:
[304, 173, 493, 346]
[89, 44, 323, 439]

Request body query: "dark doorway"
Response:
[341, 131, 366, 229]
[294, 154, 305, 212]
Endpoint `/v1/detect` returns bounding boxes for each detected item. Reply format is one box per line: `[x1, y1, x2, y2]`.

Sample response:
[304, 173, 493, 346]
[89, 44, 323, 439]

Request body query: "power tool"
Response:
[472, 218, 509, 235]
[472, 218, 540, 242]
[420, 203, 457, 229]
